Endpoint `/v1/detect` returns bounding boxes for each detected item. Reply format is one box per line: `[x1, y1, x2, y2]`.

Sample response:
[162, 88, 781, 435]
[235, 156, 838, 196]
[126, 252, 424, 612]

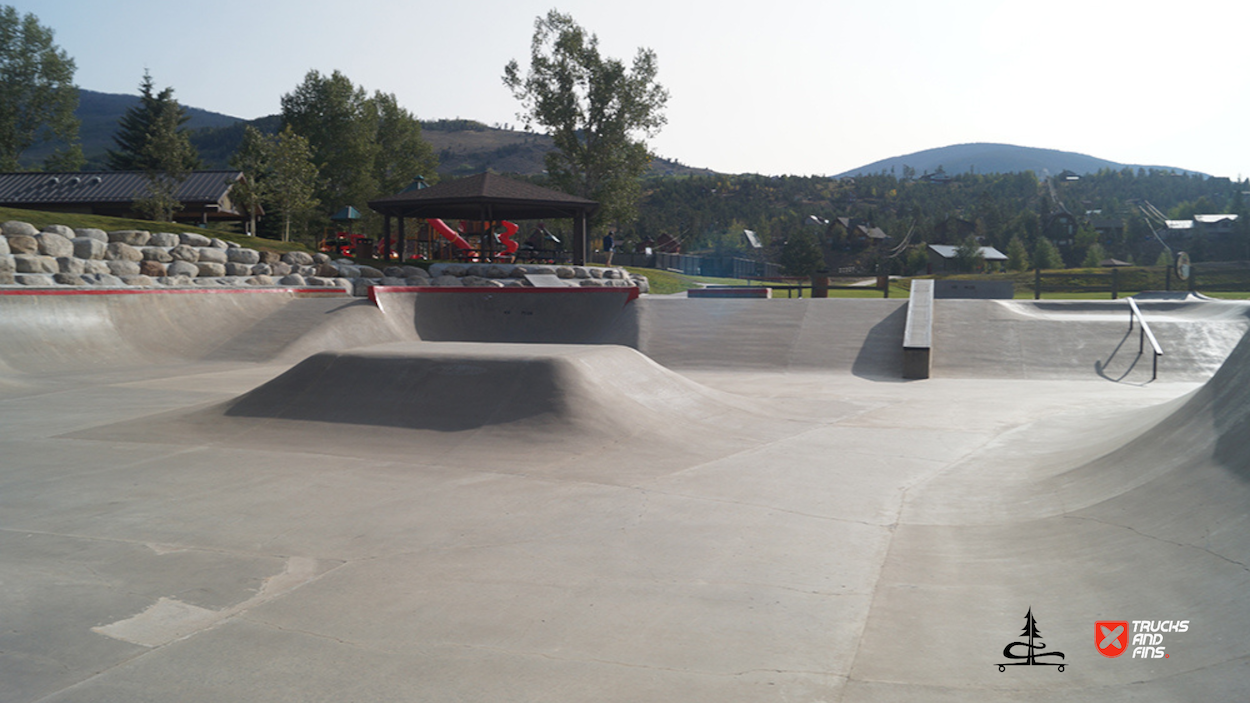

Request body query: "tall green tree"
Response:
[266, 126, 320, 242]
[228, 126, 271, 236]
[1006, 234, 1030, 271]
[228, 125, 320, 242]
[1033, 237, 1063, 270]
[780, 229, 825, 277]
[954, 235, 985, 272]
[0, 6, 81, 170]
[504, 9, 668, 225]
[370, 91, 438, 196]
[108, 71, 200, 172]
[280, 70, 377, 214]
[133, 98, 198, 221]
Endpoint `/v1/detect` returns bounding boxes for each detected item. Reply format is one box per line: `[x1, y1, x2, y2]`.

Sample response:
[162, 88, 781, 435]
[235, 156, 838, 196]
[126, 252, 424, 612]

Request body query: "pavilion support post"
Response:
[381, 216, 392, 261]
[573, 212, 588, 266]
[397, 217, 406, 262]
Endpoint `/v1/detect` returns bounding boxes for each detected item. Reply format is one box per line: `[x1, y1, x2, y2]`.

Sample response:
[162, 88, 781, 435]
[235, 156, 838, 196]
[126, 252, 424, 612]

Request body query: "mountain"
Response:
[834, 143, 1202, 179]
[27, 88, 711, 177]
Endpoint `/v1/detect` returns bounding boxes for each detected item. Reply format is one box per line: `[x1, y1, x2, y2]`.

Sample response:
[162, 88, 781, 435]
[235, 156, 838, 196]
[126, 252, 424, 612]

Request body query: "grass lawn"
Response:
[0, 206, 311, 253]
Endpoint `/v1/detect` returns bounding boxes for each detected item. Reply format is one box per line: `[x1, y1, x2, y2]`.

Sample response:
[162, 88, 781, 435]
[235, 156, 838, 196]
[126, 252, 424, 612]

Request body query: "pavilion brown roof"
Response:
[368, 172, 598, 221]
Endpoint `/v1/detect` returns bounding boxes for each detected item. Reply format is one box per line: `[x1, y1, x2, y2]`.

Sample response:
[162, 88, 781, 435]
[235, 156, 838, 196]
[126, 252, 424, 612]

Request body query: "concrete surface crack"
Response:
[1064, 515, 1250, 573]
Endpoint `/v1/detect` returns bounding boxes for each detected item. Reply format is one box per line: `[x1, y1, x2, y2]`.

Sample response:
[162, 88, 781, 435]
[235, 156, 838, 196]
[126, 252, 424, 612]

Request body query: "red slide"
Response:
[428, 219, 472, 250]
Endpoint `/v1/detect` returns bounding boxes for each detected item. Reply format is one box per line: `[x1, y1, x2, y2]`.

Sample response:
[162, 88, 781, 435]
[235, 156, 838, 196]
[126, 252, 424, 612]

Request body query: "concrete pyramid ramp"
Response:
[82, 341, 825, 482]
[842, 323, 1250, 699]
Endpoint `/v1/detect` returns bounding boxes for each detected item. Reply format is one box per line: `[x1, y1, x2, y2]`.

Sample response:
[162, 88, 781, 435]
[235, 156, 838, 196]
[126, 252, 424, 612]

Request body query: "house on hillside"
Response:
[0, 171, 248, 223]
[1163, 214, 1239, 240]
[927, 243, 1008, 273]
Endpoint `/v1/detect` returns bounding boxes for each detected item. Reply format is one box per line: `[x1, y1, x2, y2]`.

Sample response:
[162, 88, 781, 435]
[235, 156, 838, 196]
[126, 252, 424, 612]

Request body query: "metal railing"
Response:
[1127, 298, 1163, 381]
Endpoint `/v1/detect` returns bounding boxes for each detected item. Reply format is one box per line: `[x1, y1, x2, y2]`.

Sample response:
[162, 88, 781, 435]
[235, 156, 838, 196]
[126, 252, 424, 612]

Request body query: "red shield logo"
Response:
[1096, 621, 1129, 658]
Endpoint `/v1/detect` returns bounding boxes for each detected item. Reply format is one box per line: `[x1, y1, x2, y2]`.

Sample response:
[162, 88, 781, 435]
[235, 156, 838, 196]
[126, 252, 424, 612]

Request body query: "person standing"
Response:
[603, 228, 616, 265]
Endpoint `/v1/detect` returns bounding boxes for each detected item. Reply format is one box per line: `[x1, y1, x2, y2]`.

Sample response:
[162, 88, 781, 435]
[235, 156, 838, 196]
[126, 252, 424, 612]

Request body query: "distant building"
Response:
[1164, 214, 1239, 239]
[927, 244, 1008, 273]
[0, 170, 248, 223]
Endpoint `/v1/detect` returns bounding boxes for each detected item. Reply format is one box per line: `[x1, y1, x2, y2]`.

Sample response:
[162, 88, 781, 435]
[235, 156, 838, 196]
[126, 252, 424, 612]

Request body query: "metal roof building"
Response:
[0, 170, 246, 222]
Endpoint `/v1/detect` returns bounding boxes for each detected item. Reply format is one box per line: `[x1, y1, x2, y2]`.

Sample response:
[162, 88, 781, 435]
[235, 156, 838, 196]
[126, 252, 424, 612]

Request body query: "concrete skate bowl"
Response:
[0, 288, 405, 383]
[840, 323, 1250, 699]
[932, 298, 1250, 381]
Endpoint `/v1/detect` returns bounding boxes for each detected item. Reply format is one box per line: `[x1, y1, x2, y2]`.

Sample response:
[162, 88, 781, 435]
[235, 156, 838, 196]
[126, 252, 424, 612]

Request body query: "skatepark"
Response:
[3, 283, 1250, 702]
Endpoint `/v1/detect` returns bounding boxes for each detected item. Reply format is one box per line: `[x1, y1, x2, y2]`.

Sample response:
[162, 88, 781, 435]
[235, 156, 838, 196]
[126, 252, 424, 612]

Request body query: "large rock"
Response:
[35, 232, 74, 258]
[358, 265, 383, 279]
[0, 255, 14, 277]
[429, 263, 468, 277]
[42, 224, 75, 238]
[74, 228, 109, 243]
[56, 257, 85, 274]
[196, 247, 228, 264]
[226, 248, 260, 265]
[168, 244, 199, 262]
[73, 237, 107, 260]
[270, 262, 293, 277]
[2, 221, 39, 237]
[259, 251, 281, 265]
[555, 266, 576, 279]
[430, 275, 463, 287]
[105, 242, 143, 262]
[158, 275, 194, 287]
[6, 235, 36, 255]
[141, 246, 173, 263]
[82, 260, 110, 275]
[17, 273, 56, 286]
[179, 232, 212, 247]
[52, 272, 86, 286]
[166, 260, 199, 278]
[121, 275, 157, 287]
[108, 230, 150, 246]
[149, 232, 180, 247]
[281, 251, 314, 266]
[107, 260, 141, 277]
[246, 275, 274, 286]
[0, 236, 8, 257]
[13, 254, 57, 274]
[195, 262, 227, 277]
[139, 260, 168, 277]
[85, 273, 124, 287]
[209, 237, 230, 250]
[313, 253, 330, 264]
[250, 263, 272, 275]
[224, 263, 252, 276]
[278, 274, 306, 286]
[315, 263, 339, 278]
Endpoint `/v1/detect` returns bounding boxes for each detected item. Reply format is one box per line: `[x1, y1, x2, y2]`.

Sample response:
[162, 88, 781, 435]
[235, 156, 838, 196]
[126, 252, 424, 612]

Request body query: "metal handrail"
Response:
[1127, 298, 1163, 380]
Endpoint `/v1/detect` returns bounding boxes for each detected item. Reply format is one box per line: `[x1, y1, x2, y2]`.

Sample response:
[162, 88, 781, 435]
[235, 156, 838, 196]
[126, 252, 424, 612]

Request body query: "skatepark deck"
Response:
[1, 288, 1249, 702]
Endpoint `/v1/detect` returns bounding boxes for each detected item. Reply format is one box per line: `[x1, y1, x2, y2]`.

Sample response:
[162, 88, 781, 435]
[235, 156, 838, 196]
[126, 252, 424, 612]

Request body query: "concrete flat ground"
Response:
[2, 290, 1249, 702]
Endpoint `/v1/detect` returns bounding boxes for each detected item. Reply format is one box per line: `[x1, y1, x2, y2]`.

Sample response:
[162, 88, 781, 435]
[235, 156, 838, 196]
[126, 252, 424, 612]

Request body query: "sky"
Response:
[22, 0, 1250, 179]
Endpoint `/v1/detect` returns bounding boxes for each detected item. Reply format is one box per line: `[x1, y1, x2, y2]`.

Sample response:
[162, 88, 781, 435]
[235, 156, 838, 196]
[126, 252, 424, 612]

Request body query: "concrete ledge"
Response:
[903, 279, 933, 379]
[687, 287, 771, 299]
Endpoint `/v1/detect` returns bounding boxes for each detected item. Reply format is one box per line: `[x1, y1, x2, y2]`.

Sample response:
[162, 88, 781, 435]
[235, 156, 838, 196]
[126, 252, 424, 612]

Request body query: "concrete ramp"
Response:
[842, 319, 1250, 699]
[933, 298, 1250, 381]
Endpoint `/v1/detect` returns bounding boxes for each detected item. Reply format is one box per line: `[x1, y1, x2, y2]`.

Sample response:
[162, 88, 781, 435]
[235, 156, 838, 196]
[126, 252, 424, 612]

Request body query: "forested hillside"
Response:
[619, 169, 1248, 274]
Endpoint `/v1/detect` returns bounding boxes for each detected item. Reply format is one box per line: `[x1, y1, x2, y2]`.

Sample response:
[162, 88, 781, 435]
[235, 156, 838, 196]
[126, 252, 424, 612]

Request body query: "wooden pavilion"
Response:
[367, 173, 599, 265]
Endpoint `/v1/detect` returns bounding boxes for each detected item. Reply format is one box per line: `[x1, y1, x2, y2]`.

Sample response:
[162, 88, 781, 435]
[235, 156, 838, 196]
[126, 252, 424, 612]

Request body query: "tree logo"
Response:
[1096, 621, 1130, 658]
[998, 608, 1066, 672]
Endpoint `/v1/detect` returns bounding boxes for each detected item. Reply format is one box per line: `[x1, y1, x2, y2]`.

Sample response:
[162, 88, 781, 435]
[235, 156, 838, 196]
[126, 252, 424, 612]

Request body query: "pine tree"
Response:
[133, 99, 198, 221]
[1006, 234, 1030, 271]
[107, 71, 199, 172]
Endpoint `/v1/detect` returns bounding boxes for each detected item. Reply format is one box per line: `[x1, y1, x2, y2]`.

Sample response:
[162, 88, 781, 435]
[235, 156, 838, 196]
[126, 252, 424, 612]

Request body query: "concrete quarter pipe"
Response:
[1, 288, 1248, 702]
